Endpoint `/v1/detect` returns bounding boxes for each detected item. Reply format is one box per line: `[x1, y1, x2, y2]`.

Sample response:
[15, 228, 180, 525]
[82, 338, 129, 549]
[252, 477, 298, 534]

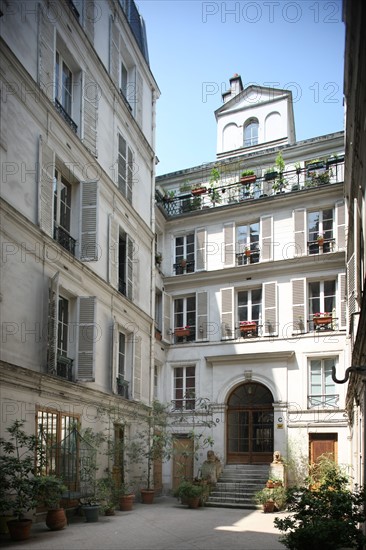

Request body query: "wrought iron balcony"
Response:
[117, 377, 129, 398]
[308, 394, 339, 408]
[54, 225, 76, 255]
[120, 89, 133, 112]
[173, 260, 195, 275]
[156, 159, 345, 218]
[118, 279, 127, 295]
[55, 99, 78, 133]
[236, 250, 260, 266]
[308, 238, 336, 255]
[308, 316, 338, 332]
[56, 355, 73, 381]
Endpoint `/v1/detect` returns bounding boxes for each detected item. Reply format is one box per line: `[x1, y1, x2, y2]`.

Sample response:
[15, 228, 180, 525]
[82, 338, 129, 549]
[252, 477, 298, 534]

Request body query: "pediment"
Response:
[215, 85, 291, 117]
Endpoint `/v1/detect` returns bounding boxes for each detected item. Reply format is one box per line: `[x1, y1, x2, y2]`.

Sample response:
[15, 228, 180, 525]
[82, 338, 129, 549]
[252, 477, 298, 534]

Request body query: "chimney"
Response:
[222, 74, 243, 103]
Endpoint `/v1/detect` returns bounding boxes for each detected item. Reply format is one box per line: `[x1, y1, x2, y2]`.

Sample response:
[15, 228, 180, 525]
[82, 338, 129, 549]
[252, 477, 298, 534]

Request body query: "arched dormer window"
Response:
[244, 118, 259, 147]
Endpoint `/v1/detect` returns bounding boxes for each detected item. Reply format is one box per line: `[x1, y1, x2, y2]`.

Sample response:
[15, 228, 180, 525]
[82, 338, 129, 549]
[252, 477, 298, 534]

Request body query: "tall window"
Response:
[309, 280, 336, 320]
[118, 231, 133, 299]
[55, 51, 72, 116]
[236, 222, 260, 265]
[57, 297, 69, 357]
[118, 134, 133, 202]
[308, 208, 334, 254]
[173, 366, 196, 410]
[175, 234, 195, 274]
[308, 358, 338, 408]
[53, 169, 76, 255]
[238, 289, 262, 336]
[117, 332, 129, 398]
[244, 119, 259, 147]
[174, 296, 196, 342]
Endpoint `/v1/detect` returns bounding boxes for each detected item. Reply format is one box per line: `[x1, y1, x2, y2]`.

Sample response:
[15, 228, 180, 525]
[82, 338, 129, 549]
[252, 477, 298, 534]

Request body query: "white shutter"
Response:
[38, 4, 55, 101]
[47, 272, 59, 375]
[83, 71, 98, 157]
[195, 227, 206, 271]
[347, 253, 356, 322]
[338, 273, 346, 329]
[111, 321, 119, 393]
[80, 180, 98, 261]
[83, 0, 95, 43]
[39, 136, 54, 237]
[292, 278, 306, 333]
[127, 146, 133, 203]
[135, 69, 143, 127]
[221, 287, 234, 339]
[263, 282, 277, 335]
[223, 223, 235, 267]
[261, 215, 273, 262]
[126, 235, 134, 300]
[335, 201, 345, 251]
[109, 16, 119, 87]
[76, 296, 96, 381]
[196, 291, 208, 341]
[108, 215, 119, 289]
[162, 291, 172, 343]
[294, 209, 306, 256]
[133, 334, 141, 400]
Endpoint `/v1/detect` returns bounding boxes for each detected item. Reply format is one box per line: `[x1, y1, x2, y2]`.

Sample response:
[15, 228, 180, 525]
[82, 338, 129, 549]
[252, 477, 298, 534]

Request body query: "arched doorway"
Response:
[227, 382, 274, 464]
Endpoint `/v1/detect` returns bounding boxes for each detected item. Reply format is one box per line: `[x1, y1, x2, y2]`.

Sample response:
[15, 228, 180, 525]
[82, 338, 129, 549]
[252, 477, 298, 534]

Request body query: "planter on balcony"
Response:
[313, 315, 332, 326]
[264, 170, 278, 181]
[240, 322, 257, 334]
[175, 328, 190, 337]
[191, 187, 207, 196]
[240, 175, 257, 185]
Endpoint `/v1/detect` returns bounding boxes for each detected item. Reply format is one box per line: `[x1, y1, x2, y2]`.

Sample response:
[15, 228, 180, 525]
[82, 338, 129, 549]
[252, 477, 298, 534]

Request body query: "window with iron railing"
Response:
[308, 358, 338, 408]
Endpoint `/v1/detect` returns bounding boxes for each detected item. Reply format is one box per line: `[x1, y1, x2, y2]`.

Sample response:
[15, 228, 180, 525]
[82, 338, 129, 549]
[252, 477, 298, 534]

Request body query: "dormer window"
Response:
[244, 118, 259, 147]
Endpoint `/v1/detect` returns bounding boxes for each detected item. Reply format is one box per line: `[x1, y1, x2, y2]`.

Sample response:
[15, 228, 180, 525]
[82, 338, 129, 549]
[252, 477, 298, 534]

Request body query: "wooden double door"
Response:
[227, 382, 274, 464]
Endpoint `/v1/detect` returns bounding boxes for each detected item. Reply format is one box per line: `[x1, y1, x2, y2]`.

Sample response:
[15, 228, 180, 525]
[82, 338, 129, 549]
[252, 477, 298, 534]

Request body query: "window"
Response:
[54, 46, 79, 133]
[308, 358, 338, 408]
[154, 365, 158, 399]
[120, 61, 133, 112]
[238, 289, 262, 336]
[118, 134, 133, 202]
[118, 231, 133, 299]
[244, 119, 259, 147]
[117, 332, 129, 398]
[309, 280, 336, 330]
[174, 234, 195, 274]
[308, 209, 334, 254]
[173, 366, 196, 410]
[174, 296, 196, 342]
[53, 169, 76, 255]
[236, 222, 260, 265]
[37, 409, 79, 490]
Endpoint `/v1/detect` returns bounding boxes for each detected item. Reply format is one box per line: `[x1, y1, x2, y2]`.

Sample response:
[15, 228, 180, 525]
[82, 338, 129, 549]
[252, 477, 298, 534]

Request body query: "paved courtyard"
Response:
[1, 497, 285, 550]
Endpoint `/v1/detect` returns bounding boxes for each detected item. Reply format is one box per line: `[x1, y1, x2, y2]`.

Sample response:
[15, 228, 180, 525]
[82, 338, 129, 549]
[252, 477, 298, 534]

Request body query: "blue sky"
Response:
[138, 0, 345, 175]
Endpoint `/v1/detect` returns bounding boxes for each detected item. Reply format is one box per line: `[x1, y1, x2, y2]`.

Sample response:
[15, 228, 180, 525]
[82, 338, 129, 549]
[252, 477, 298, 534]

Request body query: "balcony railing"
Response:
[308, 238, 335, 255]
[55, 99, 78, 133]
[308, 394, 339, 408]
[156, 159, 345, 218]
[118, 279, 127, 295]
[117, 377, 129, 399]
[174, 327, 195, 343]
[308, 316, 338, 332]
[56, 355, 73, 381]
[54, 225, 76, 255]
[173, 260, 195, 275]
[236, 250, 260, 266]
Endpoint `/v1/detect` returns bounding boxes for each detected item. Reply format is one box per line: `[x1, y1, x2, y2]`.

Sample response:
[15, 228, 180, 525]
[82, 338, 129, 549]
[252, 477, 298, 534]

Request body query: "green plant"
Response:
[254, 487, 275, 505]
[175, 480, 203, 499]
[274, 467, 366, 550]
[0, 420, 42, 520]
[36, 475, 67, 509]
[179, 181, 192, 192]
[241, 169, 255, 177]
[208, 167, 222, 204]
[96, 475, 120, 512]
[164, 190, 176, 200]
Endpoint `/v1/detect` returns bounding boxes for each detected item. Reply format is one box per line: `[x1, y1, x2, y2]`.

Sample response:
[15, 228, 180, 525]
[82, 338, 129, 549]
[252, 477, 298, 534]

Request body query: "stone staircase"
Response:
[205, 464, 269, 509]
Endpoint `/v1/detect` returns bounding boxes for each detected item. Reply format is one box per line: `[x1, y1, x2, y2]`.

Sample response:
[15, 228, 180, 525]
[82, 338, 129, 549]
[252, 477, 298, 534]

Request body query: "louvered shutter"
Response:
[135, 70, 143, 127]
[292, 278, 306, 332]
[294, 209, 306, 256]
[109, 16, 119, 87]
[261, 215, 273, 261]
[76, 296, 96, 381]
[196, 291, 208, 340]
[80, 180, 98, 261]
[335, 201, 345, 251]
[196, 227, 206, 271]
[108, 215, 119, 289]
[133, 334, 141, 400]
[263, 282, 277, 335]
[347, 253, 356, 323]
[83, 0, 95, 43]
[126, 235, 134, 300]
[111, 320, 118, 393]
[39, 136, 55, 237]
[221, 287, 234, 339]
[38, 4, 55, 101]
[223, 223, 235, 267]
[338, 273, 346, 329]
[162, 291, 172, 343]
[83, 71, 98, 157]
[127, 146, 133, 203]
[47, 272, 59, 375]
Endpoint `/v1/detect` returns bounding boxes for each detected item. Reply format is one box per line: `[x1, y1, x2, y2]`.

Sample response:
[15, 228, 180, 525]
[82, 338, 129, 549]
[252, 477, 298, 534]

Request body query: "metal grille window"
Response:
[173, 366, 196, 410]
[309, 358, 338, 408]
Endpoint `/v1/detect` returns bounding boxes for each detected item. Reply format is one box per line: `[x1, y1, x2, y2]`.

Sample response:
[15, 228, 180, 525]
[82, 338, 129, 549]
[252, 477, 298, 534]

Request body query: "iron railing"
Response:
[55, 99, 78, 133]
[54, 225, 76, 255]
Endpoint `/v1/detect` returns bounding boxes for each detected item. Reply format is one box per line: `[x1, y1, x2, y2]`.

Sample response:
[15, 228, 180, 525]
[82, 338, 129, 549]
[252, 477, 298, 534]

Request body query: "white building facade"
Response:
[155, 75, 349, 491]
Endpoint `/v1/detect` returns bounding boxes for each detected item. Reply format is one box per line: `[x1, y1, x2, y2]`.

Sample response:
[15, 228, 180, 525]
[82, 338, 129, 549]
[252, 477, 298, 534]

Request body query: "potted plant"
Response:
[175, 480, 204, 509]
[191, 184, 207, 196]
[155, 252, 162, 266]
[209, 167, 222, 205]
[264, 166, 278, 181]
[78, 428, 100, 522]
[174, 325, 190, 337]
[240, 169, 256, 185]
[0, 420, 40, 541]
[239, 320, 257, 335]
[163, 190, 176, 202]
[36, 475, 67, 530]
[96, 475, 120, 516]
[316, 234, 324, 246]
[119, 483, 135, 512]
[294, 162, 302, 175]
[313, 312, 333, 327]
[254, 487, 275, 513]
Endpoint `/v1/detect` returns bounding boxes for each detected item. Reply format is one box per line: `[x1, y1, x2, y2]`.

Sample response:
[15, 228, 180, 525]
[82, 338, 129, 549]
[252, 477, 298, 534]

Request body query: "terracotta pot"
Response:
[46, 508, 67, 531]
[240, 175, 256, 185]
[7, 519, 32, 541]
[187, 496, 200, 509]
[263, 501, 275, 513]
[104, 508, 116, 516]
[119, 494, 134, 511]
[175, 329, 190, 337]
[314, 316, 332, 326]
[141, 489, 155, 504]
[191, 187, 206, 196]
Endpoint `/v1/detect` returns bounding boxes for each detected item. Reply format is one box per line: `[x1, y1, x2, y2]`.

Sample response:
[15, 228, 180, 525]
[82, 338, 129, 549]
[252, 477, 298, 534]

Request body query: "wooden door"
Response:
[172, 436, 193, 490]
[309, 433, 337, 464]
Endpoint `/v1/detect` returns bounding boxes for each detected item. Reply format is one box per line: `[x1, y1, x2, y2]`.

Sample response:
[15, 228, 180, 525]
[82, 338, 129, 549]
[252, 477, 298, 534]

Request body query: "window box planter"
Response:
[174, 328, 190, 337]
[240, 321, 257, 334]
[264, 170, 278, 181]
[326, 154, 344, 167]
[313, 315, 332, 327]
[240, 175, 257, 185]
[191, 186, 207, 196]
[307, 161, 325, 171]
